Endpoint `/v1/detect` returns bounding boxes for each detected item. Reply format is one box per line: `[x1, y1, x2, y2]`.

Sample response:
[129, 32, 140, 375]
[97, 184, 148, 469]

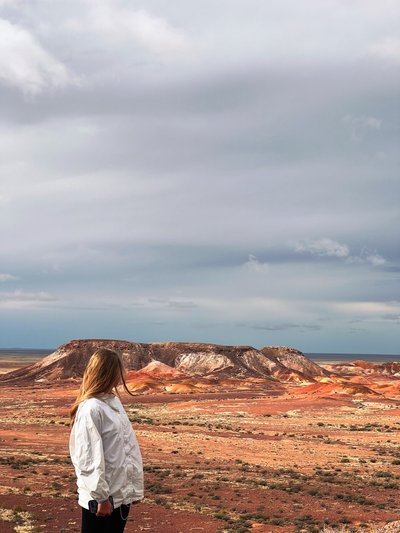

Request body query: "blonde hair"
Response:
[70, 348, 133, 424]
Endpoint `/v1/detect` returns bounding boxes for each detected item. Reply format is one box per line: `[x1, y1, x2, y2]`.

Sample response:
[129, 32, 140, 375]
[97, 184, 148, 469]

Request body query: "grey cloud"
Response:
[0, 17, 77, 94]
[0, 0, 398, 351]
[167, 300, 197, 309]
[0, 290, 57, 310]
[249, 323, 322, 331]
[295, 238, 349, 258]
[382, 314, 400, 323]
[342, 114, 382, 142]
[0, 273, 18, 282]
[192, 321, 222, 329]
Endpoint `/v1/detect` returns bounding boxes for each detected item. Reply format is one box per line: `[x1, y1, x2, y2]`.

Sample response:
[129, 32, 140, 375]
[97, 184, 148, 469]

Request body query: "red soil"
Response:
[1, 358, 400, 532]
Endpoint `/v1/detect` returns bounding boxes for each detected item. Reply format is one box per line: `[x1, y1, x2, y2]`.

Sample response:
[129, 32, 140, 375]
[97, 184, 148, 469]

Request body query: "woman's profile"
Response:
[69, 348, 144, 533]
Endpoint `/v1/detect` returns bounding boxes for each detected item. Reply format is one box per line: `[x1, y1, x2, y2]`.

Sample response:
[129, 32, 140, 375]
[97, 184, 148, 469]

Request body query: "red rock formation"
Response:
[0, 339, 329, 384]
[131, 361, 188, 379]
[352, 360, 376, 370]
[330, 359, 400, 377]
[292, 381, 380, 397]
[0, 339, 148, 383]
[260, 346, 330, 379]
[378, 362, 400, 376]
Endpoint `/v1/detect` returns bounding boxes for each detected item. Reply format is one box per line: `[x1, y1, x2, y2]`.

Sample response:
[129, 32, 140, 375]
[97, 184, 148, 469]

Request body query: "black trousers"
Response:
[81, 504, 130, 533]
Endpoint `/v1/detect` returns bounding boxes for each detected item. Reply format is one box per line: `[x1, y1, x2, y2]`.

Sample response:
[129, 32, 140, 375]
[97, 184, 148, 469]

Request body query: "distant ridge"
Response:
[330, 360, 400, 377]
[0, 339, 329, 384]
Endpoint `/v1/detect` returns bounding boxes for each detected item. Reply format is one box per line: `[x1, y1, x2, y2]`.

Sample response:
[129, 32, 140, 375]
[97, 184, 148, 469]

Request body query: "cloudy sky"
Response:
[0, 0, 399, 352]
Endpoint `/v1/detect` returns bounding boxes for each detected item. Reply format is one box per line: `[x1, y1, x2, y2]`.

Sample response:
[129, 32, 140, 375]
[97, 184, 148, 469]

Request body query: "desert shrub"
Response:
[269, 517, 286, 525]
[375, 470, 392, 478]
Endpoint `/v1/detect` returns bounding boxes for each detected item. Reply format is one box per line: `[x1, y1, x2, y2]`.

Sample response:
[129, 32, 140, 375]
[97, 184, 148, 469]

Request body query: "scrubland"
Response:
[1, 379, 400, 533]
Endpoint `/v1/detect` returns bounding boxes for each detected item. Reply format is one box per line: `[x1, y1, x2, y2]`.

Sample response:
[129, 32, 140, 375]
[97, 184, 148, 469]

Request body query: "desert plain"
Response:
[0, 345, 400, 533]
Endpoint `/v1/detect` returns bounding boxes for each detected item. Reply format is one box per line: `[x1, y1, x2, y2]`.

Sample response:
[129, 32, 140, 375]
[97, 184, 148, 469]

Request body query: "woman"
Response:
[69, 348, 144, 533]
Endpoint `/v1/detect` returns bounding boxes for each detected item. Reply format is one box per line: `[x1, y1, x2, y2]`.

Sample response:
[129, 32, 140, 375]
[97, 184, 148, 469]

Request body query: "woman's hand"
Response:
[96, 500, 113, 516]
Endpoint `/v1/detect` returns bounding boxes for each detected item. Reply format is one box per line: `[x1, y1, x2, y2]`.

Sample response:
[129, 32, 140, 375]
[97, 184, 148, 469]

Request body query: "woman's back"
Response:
[69, 348, 144, 533]
[70, 394, 144, 509]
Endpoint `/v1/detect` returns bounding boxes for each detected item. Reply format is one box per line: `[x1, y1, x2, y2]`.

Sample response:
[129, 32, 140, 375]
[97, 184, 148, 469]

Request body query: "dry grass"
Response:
[323, 523, 400, 533]
[0, 507, 43, 532]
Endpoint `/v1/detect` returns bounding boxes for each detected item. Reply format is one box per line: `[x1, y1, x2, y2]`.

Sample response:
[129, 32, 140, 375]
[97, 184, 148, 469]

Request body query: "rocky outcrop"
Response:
[0, 339, 328, 384]
[331, 360, 400, 377]
[292, 381, 380, 397]
[131, 361, 188, 379]
[0, 339, 148, 383]
[260, 346, 330, 379]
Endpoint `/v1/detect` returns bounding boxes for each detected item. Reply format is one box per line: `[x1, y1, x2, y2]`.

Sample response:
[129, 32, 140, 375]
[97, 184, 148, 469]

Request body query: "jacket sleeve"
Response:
[69, 405, 110, 502]
[131, 429, 145, 500]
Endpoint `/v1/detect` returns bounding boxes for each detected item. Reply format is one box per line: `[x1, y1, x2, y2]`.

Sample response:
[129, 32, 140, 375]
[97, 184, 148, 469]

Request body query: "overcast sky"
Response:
[0, 0, 399, 352]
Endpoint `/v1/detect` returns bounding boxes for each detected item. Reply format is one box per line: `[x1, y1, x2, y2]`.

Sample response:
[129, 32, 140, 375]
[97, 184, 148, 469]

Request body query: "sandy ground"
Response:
[0, 359, 400, 533]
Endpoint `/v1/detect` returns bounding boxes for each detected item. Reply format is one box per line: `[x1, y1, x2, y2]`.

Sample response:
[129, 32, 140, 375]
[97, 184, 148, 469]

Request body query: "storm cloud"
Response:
[0, 0, 399, 352]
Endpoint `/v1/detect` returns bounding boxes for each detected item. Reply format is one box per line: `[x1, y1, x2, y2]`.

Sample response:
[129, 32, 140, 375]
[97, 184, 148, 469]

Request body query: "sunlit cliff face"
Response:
[1, 339, 399, 400]
[0, 339, 327, 383]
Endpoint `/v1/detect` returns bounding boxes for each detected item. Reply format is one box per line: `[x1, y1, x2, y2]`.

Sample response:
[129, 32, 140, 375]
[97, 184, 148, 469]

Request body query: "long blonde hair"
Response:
[70, 348, 133, 424]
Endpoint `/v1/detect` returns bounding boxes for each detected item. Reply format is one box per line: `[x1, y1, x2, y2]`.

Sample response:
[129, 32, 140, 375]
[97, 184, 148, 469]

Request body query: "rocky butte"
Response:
[2, 340, 399, 399]
[0, 339, 330, 385]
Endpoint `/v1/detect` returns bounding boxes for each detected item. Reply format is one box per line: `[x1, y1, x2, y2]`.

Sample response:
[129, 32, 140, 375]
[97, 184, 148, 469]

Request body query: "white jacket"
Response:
[69, 394, 144, 509]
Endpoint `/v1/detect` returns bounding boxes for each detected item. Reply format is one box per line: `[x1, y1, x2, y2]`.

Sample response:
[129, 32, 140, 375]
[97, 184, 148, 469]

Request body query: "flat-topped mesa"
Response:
[0, 339, 328, 384]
